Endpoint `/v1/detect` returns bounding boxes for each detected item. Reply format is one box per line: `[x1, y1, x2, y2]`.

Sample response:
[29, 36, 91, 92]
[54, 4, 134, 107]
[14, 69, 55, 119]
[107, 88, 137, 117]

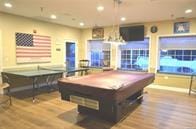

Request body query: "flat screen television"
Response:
[120, 25, 144, 41]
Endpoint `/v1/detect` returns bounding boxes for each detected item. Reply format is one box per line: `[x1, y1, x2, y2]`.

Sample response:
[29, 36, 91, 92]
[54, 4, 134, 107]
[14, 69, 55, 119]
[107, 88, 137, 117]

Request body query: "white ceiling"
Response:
[0, 0, 196, 28]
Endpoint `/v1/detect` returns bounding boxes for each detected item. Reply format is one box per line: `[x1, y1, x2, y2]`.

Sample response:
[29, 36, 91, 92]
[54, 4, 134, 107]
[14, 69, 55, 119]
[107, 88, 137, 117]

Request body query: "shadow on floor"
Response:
[58, 108, 115, 129]
[58, 103, 141, 129]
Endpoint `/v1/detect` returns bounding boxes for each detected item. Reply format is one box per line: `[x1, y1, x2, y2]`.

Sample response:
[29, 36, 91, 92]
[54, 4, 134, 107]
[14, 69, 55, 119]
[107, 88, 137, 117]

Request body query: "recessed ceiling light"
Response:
[50, 14, 57, 19]
[185, 9, 192, 14]
[79, 22, 84, 26]
[97, 6, 104, 12]
[121, 17, 126, 21]
[4, 2, 12, 8]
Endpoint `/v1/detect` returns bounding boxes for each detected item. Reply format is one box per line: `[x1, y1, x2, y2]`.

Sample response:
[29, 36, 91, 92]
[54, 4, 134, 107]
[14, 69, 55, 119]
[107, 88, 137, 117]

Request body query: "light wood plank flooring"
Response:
[0, 88, 195, 129]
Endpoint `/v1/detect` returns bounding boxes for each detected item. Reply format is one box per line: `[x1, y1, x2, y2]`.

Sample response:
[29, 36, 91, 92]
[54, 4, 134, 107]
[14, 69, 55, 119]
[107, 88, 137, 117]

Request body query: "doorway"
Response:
[65, 42, 76, 71]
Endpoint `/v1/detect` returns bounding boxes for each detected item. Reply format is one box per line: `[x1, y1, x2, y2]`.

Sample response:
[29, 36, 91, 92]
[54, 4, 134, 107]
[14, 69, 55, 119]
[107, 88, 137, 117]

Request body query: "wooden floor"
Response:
[0, 88, 195, 129]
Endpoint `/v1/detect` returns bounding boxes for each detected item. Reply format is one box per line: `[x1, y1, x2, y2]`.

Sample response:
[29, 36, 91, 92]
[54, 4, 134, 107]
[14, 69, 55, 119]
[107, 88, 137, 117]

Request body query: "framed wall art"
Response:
[174, 22, 190, 34]
[92, 28, 104, 39]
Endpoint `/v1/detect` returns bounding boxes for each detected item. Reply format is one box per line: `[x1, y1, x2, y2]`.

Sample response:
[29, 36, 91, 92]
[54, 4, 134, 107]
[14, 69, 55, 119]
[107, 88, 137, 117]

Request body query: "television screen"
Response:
[120, 25, 144, 41]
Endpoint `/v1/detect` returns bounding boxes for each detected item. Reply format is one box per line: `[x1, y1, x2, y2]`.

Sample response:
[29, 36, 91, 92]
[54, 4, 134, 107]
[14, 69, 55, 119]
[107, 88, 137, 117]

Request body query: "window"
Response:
[159, 36, 196, 75]
[88, 40, 111, 67]
[119, 38, 149, 71]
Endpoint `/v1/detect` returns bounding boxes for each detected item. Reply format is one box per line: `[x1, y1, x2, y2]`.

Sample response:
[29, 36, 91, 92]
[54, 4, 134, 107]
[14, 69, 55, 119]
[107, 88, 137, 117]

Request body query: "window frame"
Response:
[117, 37, 151, 72]
[157, 34, 196, 75]
[87, 40, 112, 68]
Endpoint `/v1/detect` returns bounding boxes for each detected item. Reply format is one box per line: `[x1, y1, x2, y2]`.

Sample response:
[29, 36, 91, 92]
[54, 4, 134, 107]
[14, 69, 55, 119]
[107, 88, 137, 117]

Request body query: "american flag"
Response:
[15, 33, 51, 63]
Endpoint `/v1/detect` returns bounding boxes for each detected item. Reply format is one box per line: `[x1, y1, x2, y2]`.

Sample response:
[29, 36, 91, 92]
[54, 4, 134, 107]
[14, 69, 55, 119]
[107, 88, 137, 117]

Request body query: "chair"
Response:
[189, 72, 196, 95]
[79, 60, 90, 68]
[0, 75, 12, 106]
[79, 60, 90, 75]
[102, 60, 110, 67]
[102, 60, 113, 72]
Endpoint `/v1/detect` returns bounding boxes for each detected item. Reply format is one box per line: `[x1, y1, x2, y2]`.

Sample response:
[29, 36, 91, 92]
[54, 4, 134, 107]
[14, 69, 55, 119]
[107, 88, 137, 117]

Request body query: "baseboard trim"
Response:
[148, 84, 191, 94]
[1, 84, 195, 95]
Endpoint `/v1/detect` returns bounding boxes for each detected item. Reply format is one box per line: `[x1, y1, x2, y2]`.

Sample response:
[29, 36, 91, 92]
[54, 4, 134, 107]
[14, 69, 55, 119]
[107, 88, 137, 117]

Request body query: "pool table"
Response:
[58, 70, 155, 122]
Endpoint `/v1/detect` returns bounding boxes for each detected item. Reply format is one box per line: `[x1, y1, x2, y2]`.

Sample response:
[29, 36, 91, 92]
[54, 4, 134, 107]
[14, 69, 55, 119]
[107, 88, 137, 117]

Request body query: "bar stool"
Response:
[189, 72, 196, 95]
[79, 60, 90, 68]
[79, 60, 90, 75]
[0, 75, 12, 106]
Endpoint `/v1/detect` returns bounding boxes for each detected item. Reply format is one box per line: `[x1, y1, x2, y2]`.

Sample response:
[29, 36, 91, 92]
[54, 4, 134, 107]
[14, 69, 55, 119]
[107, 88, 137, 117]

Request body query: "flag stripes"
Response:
[15, 32, 51, 63]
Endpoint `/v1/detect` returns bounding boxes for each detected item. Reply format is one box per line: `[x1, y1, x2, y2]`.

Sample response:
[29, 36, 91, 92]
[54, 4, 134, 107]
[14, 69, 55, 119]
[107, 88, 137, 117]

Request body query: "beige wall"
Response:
[0, 12, 81, 69]
[81, 18, 196, 89]
[0, 12, 195, 89]
[0, 30, 2, 70]
[0, 30, 2, 84]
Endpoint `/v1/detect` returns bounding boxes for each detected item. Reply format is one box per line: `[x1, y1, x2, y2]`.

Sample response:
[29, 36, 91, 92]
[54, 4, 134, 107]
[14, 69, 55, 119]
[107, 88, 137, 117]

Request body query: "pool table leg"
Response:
[32, 77, 36, 102]
[137, 90, 144, 104]
[137, 95, 143, 104]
